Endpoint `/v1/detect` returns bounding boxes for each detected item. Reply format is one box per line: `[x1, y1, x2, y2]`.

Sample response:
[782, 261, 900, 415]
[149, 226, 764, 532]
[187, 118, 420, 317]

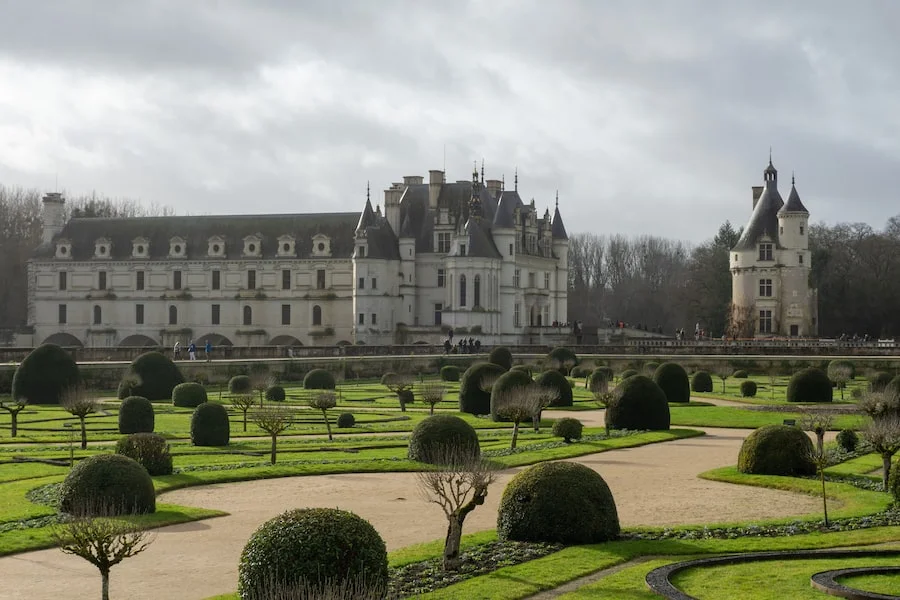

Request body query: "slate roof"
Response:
[779, 183, 808, 214]
[733, 181, 784, 251]
[493, 190, 523, 228]
[463, 217, 503, 259]
[551, 205, 569, 240]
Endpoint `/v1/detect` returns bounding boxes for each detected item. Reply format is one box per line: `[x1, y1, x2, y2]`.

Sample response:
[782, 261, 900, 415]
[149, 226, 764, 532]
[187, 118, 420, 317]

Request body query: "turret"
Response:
[777, 174, 810, 252]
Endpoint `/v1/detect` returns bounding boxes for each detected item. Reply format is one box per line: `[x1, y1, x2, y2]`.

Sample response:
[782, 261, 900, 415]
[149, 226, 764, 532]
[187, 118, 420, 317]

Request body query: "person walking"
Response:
[188, 340, 197, 361]
[173, 340, 181, 360]
[205, 340, 212, 362]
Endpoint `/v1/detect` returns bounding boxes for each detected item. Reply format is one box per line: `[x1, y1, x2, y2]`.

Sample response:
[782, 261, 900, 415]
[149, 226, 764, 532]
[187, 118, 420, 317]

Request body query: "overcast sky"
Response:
[1, 0, 898, 242]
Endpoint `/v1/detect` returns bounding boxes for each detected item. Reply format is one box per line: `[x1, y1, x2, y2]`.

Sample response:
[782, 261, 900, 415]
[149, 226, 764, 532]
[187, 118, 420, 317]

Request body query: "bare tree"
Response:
[382, 373, 415, 412]
[230, 394, 257, 432]
[0, 396, 27, 438]
[767, 364, 780, 401]
[251, 405, 295, 465]
[417, 449, 496, 571]
[53, 513, 155, 600]
[863, 416, 900, 490]
[250, 372, 276, 408]
[713, 363, 731, 394]
[797, 410, 834, 455]
[477, 373, 501, 395]
[588, 372, 609, 396]
[307, 391, 337, 441]
[827, 363, 853, 401]
[60, 386, 100, 450]
[492, 385, 550, 449]
[419, 382, 446, 415]
[807, 444, 830, 526]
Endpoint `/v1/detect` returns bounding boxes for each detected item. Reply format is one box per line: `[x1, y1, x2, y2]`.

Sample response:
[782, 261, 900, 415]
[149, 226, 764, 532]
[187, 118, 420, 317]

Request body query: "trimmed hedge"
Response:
[644, 362, 660, 376]
[732, 370, 749, 378]
[511, 365, 533, 377]
[786, 368, 833, 403]
[836, 429, 858, 453]
[59, 454, 156, 516]
[740, 380, 758, 397]
[552, 418, 584, 442]
[691, 371, 714, 393]
[619, 369, 638, 381]
[407, 414, 480, 464]
[229, 375, 252, 394]
[653, 362, 690, 404]
[304, 368, 335, 390]
[490, 369, 535, 421]
[337, 413, 355, 428]
[115, 432, 173, 476]
[869, 371, 894, 393]
[122, 351, 184, 401]
[459, 362, 506, 415]
[440, 365, 460, 382]
[605, 375, 670, 431]
[238, 508, 388, 599]
[11, 343, 81, 405]
[172, 382, 208, 408]
[497, 462, 619, 544]
[118, 396, 154, 434]
[265, 385, 285, 401]
[488, 346, 513, 371]
[570, 366, 590, 379]
[737, 425, 815, 476]
[890, 457, 900, 503]
[547, 346, 578, 374]
[535, 369, 573, 407]
[191, 402, 230, 446]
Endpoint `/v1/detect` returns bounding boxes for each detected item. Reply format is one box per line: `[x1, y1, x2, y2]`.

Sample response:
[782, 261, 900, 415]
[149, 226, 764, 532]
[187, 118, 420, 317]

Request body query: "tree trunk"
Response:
[79, 416, 88, 450]
[816, 432, 824, 456]
[429, 404, 435, 415]
[443, 514, 464, 571]
[510, 421, 520, 450]
[533, 409, 542, 433]
[398, 392, 406, 412]
[883, 453, 892, 491]
[820, 469, 829, 526]
[10, 413, 17, 437]
[242, 412, 248, 432]
[322, 409, 333, 441]
[101, 570, 110, 600]
[270, 434, 277, 465]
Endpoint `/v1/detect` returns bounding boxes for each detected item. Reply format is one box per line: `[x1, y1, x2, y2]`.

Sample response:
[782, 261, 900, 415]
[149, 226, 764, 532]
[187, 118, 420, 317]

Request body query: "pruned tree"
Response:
[251, 405, 295, 465]
[416, 448, 496, 571]
[60, 386, 100, 450]
[307, 391, 337, 441]
[477, 373, 500, 395]
[0, 396, 27, 438]
[250, 372, 276, 408]
[713, 363, 731, 394]
[797, 410, 834, 455]
[807, 443, 830, 526]
[420, 382, 445, 415]
[382, 373, 415, 412]
[230, 394, 257, 432]
[492, 385, 550, 449]
[827, 363, 853, 400]
[863, 416, 900, 490]
[767, 364, 780, 401]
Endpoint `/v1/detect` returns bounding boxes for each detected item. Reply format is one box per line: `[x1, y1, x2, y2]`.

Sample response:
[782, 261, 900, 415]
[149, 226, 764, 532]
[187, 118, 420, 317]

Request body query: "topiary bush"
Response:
[570, 366, 590, 379]
[511, 364, 533, 377]
[889, 457, 900, 503]
[644, 362, 660, 376]
[552, 418, 584, 442]
[619, 369, 638, 381]
[265, 385, 285, 401]
[738, 425, 815, 476]
[497, 462, 619, 544]
[489, 369, 535, 421]
[605, 375, 670, 431]
[691, 371, 714, 393]
[115, 432, 173, 476]
[786, 368, 833, 403]
[191, 402, 230, 446]
[869, 371, 894, 393]
[733, 369, 749, 379]
[337, 412, 355, 428]
[229, 375, 252, 394]
[407, 414, 480, 464]
[740, 380, 758, 397]
[547, 346, 578, 375]
[488, 346, 513, 371]
[238, 508, 388, 600]
[11, 343, 81, 405]
[828, 359, 855, 379]
[117, 378, 137, 400]
[653, 363, 690, 404]
[172, 382, 208, 408]
[59, 454, 156, 516]
[440, 365, 460, 382]
[459, 362, 506, 415]
[836, 429, 859, 453]
[589, 367, 613, 389]
[122, 351, 184, 401]
[304, 368, 335, 390]
[535, 370, 573, 407]
[118, 396, 154, 434]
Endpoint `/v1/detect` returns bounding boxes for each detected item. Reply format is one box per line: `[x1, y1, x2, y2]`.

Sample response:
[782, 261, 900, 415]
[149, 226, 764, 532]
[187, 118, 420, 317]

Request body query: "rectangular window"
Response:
[281, 304, 291, 325]
[358, 277, 365, 290]
[58, 271, 67, 291]
[371, 313, 377, 325]
[371, 277, 377, 289]
[98, 271, 107, 290]
[758, 243, 773, 261]
[800, 225, 804, 235]
[437, 269, 445, 287]
[514, 303, 521, 327]
[173, 270, 182, 290]
[136, 270, 145, 291]
[528, 272, 535, 288]
[135, 304, 144, 325]
[759, 278, 773, 297]
[799, 253, 804, 265]
[459, 243, 466, 256]
[358, 313, 365, 325]
[509, 243, 514, 256]
[434, 303, 442, 325]
[358, 245, 366, 258]
[759, 310, 773, 334]
[211, 270, 220, 290]
[247, 269, 256, 290]
[544, 272, 550, 289]
[437, 233, 451, 253]
[211, 304, 220, 325]
[317, 269, 326, 289]
[514, 269, 521, 288]
[282, 269, 291, 290]
[58, 304, 67, 324]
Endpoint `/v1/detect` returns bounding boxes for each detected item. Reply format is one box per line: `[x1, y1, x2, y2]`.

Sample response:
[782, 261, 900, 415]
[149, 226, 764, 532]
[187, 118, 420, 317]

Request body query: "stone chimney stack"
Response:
[384, 182, 404, 234]
[41, 192, 66, 244]
[428, 169, 443, 209]
[752, 186, 763, 210]
[485, 179, 502, 199]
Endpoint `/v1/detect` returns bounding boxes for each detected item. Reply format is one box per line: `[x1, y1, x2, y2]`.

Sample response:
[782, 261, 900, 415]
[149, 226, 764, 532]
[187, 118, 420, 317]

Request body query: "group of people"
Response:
[173, 339, 212, 361]
[443, 336, 482, 354]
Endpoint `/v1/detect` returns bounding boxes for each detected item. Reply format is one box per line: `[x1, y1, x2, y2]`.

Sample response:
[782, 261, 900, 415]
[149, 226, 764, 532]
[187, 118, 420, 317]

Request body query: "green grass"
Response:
[669, 405, 864, 430]
[691, 373, 867, 405]
[838, 571, 900, 595]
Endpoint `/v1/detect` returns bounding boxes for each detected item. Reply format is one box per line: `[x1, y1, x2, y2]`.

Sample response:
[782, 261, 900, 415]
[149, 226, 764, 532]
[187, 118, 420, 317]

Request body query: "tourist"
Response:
[173, 340, 181, 360]
[188, 340, 197, 361]
[205, 340, 212, 362]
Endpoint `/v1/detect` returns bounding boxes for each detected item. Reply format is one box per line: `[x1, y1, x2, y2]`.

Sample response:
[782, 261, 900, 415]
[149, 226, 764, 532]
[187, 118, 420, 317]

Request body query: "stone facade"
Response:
[25, 167, 570, 348]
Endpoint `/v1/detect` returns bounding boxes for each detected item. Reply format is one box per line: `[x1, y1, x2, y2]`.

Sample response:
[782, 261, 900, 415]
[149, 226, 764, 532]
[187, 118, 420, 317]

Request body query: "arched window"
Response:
[168, 305, 177, 325]
[243, 306, 252, 326]
[312, 305, 322, 326]
[459, 275, 467, 307]
[473, 275, 481, 308]
[93, 305, 102, 325]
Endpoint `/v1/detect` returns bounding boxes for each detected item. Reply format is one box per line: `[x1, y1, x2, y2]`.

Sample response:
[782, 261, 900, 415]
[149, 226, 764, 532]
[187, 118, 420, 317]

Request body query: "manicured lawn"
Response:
[669, 404, 864, 430]
[838, 571, 900, 595]
[691, 373, 867, 405]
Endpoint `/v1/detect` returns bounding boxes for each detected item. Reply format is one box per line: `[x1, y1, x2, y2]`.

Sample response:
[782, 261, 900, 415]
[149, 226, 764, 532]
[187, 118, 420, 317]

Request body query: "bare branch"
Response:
[251, 404, 295, 465]
[419, 382, 446, 415]
[230, 394, 257, 432]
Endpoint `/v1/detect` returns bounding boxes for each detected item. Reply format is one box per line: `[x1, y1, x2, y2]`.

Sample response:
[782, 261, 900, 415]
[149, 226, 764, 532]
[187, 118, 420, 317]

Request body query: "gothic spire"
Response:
[514, 167, 518, 191]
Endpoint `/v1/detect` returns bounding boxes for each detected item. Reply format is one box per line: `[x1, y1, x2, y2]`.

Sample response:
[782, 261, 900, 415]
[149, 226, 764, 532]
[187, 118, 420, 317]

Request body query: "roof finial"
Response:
[501, 173, 505, 190]
[514, 167, 518, 191]
[769, 146, 773, 165]
[792, 171, 795, 186]
[366, 180, 370, 203]
[555, 190, 559, 209]
[480, 159, 484, 184]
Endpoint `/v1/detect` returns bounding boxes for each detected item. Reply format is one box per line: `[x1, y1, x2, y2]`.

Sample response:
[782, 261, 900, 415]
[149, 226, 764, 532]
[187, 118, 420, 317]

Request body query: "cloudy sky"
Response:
[1, 0, 898, 242]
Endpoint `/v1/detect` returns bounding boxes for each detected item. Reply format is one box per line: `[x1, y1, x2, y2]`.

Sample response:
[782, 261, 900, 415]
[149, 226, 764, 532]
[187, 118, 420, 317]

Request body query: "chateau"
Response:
[24, 166, 570, 349]
[730, 157, 818, 337]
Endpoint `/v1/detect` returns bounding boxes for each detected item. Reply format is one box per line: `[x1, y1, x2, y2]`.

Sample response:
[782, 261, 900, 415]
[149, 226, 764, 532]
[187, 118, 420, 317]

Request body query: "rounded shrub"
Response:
[691, 371, 714, 393]
[589, 367, 613, 390]
[123, 351, 184, 401]
[11, 343, 80, 405]
[337, 412, 355, 428]
[407, 414, 480, 464]
[229, 375, 252, 394]
[889, 458, 900, 503]
[738, 425, 815, 476]
[644, 362, 660, 376]
[191, 402, 230, 446]
[511, 364, 533, 377]
[869, 371, 893, 393]
[552, 418, 584, 442]
[786, 368, 833, 403]
[619, 369, 639, 381]
[264, 385, 285, 402]
[440, 365, 460, 382]
[489, 369, 536, 421]
[653, 363, 690, 404]
[304, 368, 335, 390]
[118, 396, 154, 434]
[497, 462, 619, 544]
[172, 382, 208, 408]
[828, 359, 856, 379]
[488, 346, 513, 371]
[535, 370, 573, 407]
[570, 366, 590, 379]
[238, 508, 388, 600]
[459, 362, 506, 415]
[605, 375, 670, 431]
[115, 432, 172, 476]
[548, 346, 578, 375]
[59, 454, 156, 516]
[740, 380, 758, 397]
[836, 429, 859, 453]
[732, 369, 749, 379]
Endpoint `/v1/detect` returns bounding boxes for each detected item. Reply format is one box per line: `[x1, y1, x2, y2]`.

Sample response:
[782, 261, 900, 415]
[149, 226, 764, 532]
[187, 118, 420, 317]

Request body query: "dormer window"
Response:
[277, 235, 296, 257]
[132, 237, 149, 258]
[758, 242, 773, 261]
[207, 236, 225, 257]
[311, 234, 331, 257]
[243, 235, 262, 257]
[55, 239, 72, 259]
[169, 237, 186, 258]
[94, 238, 111, 259]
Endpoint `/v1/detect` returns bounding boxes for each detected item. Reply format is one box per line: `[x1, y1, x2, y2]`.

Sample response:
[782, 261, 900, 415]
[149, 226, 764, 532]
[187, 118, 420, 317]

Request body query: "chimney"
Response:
[41, 192, 66, 244]
[428, 169, 443, 209]
[485, 179, 502, 199]
[403, 175, 423, 186]
[751, 186, 763, 210]
[384, 184, 403, 234]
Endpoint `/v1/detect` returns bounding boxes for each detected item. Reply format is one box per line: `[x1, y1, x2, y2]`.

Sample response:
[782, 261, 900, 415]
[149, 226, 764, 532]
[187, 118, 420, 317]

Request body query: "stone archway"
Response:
[41, 332, 83, 347]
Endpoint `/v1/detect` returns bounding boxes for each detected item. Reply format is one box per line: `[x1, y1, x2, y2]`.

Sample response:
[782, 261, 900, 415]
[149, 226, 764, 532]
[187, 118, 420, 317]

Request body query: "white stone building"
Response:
[730, 158, 818, 337]
[25, 166, 569, 349]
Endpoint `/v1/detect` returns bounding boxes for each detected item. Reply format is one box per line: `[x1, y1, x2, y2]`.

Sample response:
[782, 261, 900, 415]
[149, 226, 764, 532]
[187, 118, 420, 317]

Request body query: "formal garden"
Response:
[0, 344, 899, 599]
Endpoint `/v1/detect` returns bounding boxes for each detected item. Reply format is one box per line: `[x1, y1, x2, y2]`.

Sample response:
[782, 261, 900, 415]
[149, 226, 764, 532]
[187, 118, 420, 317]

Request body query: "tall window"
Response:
[437, 233, 451, 253]
[514, 303, 521, 327]
[58, 304, 67, 324]
[759, 278, 773, 297]
[93, 305, 102, 325]
[358, 245, 366, 258]
[528, 272, 535, 288]
[437, 268, 445, 287]
[136, 270, 145, 291]
[473, 275, 481, 307]
[758, 243, 773, 261]
[799, 253, 804, 265]
[173, 270, 182, 290]
[135, 304, 144, 325]
[459, 275, 467, 307]
[282, 269, 291, 290]
[247, 269, 256, 290]
[211, 304, 220, 325]
[513, 269, 520, 288]
[243, 305, 252, 325]
[358, 313, 365, 325]
[211, 270, 220, 290]
[168, 305, 177, 325]
[800, 225, 805, 235]
[58, 271, 67, 291]
[316, 269, 326, 289]
[98, 271, 107, 290]
[371, 277, 377, 289]
[312, 305, 322, 326]
[544, 272, 550, 289]
[434, 303, 442, 325]
[759, 310, 773, 334]
[459, 243, 466, 256]
[281, 304, 291, 325]
[358, 277, 365, 290]
[371, 313, 377, 325]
